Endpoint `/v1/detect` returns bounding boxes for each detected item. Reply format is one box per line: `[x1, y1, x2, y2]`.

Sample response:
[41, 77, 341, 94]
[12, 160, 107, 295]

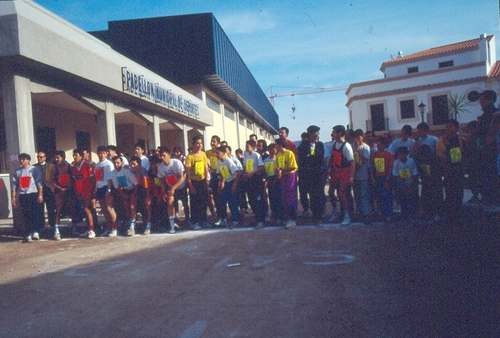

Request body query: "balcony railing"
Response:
[365, 118, 389, 132]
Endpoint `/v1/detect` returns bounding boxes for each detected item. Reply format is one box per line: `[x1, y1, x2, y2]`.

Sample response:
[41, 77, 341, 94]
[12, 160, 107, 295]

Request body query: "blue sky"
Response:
[34, 0, 500, 141]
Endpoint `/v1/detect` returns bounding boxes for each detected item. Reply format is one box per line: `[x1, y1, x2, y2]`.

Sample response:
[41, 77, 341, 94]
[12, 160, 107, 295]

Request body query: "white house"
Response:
[346, 34, 500, 133]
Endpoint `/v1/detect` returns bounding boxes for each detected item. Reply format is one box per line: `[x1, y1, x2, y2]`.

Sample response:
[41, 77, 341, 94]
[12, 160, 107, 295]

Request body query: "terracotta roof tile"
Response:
[489, 61, 500, 77]
[382, 35, 493, 67]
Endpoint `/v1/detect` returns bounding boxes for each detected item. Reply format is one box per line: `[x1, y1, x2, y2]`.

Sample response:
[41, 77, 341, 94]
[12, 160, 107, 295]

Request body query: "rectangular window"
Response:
[76, 131, 91, 151]
[369, 103, 386, 132]
[399, 99, 415, 119]
[206, 94, 220, 113]
[247, 120, 252, 129]
[431, 95, 449, 125]
[439, 60, 454, 68]
[407, 66, 418, 74]
[224, 106, 234, 120]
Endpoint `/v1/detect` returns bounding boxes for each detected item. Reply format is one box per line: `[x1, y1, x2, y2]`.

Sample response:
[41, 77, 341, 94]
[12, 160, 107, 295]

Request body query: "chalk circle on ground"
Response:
[301, 250, 355, 265]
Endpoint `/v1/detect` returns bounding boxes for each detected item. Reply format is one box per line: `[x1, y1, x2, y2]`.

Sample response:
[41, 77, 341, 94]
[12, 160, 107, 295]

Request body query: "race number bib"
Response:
[220, 165, 231, 179]
[420, 164, 430, 177]
[95, 168, 104, 181]
[374, 158, 385, 173]
[265, 162, 275, 176]
[117, 175, 128, 187]
[277, 156, 285, 169]
[398, 168, 411, 180]
[58, 174, 70, 187]
[209, 156, 217, 169]
[353, 152, 361, 166]
[194, 161, 204, 176]
[450, 147, 462, 164]
[20, 176, 31, 189]
[245, 159, 254, 173]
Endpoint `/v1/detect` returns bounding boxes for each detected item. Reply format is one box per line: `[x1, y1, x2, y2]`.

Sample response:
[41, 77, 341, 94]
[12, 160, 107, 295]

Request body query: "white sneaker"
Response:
[32, 232, 40, 240]
[143, 228, 151, 235]
[341, 215, 351, 226]
[285, 220, 296, 229]
[108, 229, 118, 237]
[87, 230, 96, 239]
[23, 235, 33, 243]
[126, 227, 135, 236]
[54, 232, 61, 241]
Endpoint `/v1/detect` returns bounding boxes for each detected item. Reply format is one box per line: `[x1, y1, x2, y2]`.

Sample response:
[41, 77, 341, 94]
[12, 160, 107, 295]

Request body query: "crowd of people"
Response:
[11, 90, 500, 243]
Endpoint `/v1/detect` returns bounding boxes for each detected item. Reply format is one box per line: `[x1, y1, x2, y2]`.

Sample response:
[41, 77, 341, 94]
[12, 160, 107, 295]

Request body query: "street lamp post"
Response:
[418, 101, 426, 123]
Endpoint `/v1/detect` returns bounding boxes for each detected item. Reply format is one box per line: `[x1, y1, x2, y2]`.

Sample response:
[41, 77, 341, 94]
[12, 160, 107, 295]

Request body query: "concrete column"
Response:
[97, 99, 117, 146]
[179, 123, 188, 155]
[235, 110, 242, 149]
[3, 73, 35, 162]
[2, 72, 34, 235]
[147, 114, 161, 150]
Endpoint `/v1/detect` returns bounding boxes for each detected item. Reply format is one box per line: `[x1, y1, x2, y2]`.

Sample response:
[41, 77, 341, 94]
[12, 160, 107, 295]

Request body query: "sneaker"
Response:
[168, 225, 175, 234]
[79, 230, 89, 237]
[202, 221, 214, 228]
[126, 227, 135, 236]
[108, 229, 118, 237]
[254, 221, 265, 229]
[54, 232, 61, 241]
[191, 222, 202, 230]
[102, 230, 111, 236]
[467, 195, 481, 205]
[229, 221, 239, 229]
[143, 228, 151, 235]
[285, 220, 296, 229]
[87, 230, 96, 239]
[341, 215, 351, 226]
[32, 232, 40, 240]
[214, 219, 226, 228]
[23, 235, 33, 243]
[213, 218, 224, 227]
[301, 209, 311, 217]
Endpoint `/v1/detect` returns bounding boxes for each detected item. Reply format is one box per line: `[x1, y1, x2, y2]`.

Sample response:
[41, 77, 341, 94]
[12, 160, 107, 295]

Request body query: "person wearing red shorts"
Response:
[328, 125, 355, 225]
[71, 149, 96, 238]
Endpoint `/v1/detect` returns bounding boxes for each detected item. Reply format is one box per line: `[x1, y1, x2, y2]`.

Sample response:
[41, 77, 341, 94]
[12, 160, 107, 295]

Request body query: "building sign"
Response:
[121, 67, 200, 119]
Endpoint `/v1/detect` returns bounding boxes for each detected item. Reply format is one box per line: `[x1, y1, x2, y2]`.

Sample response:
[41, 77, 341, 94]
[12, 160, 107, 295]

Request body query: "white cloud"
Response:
[218, 10, 277, 35]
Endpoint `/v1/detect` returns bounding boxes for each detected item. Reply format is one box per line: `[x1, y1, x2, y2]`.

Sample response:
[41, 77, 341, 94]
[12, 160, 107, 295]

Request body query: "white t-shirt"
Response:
[217, 157, 241, 183]
[111, 167, 138, 190]
[157, 158, 186, 189]
[243, 151, 264, 174]
[95, 159, 114, 189]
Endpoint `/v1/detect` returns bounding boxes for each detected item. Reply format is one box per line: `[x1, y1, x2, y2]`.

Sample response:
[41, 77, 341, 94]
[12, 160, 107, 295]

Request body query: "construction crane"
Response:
[268, 86, 348, 107]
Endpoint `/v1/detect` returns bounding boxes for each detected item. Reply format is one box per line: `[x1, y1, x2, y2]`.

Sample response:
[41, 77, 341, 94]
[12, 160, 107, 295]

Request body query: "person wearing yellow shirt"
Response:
[185, 135, 211, 229]
[274, 138, 298, 229]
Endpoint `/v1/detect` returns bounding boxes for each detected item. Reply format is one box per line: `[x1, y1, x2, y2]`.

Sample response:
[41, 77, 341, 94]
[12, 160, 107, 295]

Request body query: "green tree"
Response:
[448, 93, 471, 121]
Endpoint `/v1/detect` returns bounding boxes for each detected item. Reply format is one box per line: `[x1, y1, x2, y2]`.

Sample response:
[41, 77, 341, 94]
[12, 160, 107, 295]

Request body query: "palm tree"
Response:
[448, 93, 471, 121]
